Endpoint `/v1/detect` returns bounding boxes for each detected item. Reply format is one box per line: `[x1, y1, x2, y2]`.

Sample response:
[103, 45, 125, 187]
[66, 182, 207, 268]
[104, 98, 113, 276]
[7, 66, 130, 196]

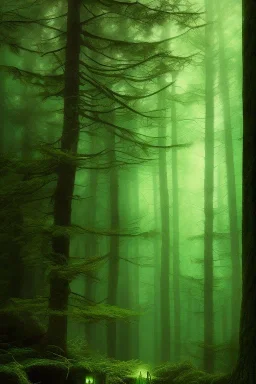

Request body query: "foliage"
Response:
[0, 345, 142, 384]
[153, 362, 230, 384]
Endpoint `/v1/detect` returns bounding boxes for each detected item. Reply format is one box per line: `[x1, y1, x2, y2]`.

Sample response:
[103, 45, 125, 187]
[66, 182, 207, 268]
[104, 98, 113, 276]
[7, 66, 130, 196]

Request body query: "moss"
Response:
[0, 342, 230, 384]
[72, 355, 140, 384]
[153, 362, 194, 382]
[152, 362, 229, 384]
[0, 363, 30, 384]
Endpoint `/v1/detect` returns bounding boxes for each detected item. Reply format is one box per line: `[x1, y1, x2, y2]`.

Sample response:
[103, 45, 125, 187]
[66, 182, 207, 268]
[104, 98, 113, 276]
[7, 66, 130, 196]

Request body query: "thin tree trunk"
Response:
[187, 289, 192, 342]
[107, 132, 120, 358]
[153, 164, 160, 364]
[0, 72, 5, 153]
[222, 305, 228, 345]
[47, 0, 81, 355]
[158, 90, 171, 362]
[84, 164, 98, 347]
[132, 165, 140, 360]
[216, 0, 241, 366]
[231, 0, 256, 381]
[203, 0, 215, 372]
[21, 53, 38, 299]
[118, 257, 131, 360]
[171, 72, 181, 361]
[118, 172, 132, 360]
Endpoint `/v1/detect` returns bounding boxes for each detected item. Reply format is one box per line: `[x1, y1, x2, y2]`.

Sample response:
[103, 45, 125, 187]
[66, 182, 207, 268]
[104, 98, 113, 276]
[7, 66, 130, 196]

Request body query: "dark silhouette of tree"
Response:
[230, 0, 256, 382]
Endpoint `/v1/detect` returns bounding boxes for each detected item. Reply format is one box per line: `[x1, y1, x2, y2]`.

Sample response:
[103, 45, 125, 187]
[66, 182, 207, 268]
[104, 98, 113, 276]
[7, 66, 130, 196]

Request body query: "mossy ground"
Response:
[152, 362, 230, 384]
[0, 351, 231, 384]
[0, 313, 230, 384]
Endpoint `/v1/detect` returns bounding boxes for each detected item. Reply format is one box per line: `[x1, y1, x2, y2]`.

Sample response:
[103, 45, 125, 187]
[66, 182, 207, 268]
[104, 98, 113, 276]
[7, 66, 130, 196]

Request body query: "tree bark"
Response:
[0, 69, 5, 153]
[153, 163, 160, 364]
[107, 131, 120, 359]
[132, 165, 140, 360]
[47, 0, 81, 355]
[216, 0, 241, 366]
[203, 0, 215, 373]
[230, 0, 256, 382]
[84, 132, 98, 347]
[171, 72, 181, 361]
[158, 89, 171, 362]
[118, 172, 132, 360]
[118, 257, 131, 360]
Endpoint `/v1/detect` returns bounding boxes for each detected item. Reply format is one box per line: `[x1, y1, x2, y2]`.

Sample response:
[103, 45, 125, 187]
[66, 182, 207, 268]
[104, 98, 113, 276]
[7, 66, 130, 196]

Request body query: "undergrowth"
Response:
[0, 347, 231, 384]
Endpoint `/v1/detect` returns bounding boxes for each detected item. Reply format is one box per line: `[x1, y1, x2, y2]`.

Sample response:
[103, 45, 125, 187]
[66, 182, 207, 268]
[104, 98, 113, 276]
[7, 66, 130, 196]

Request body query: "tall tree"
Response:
[107, 130, 120, 358]
[0, 67, 5, 153]
[203, 0, 215, 373]
[117, 172, 133, 361]
[132, 163, 141, 360]
[216, 0, 241, 365]
[153, 162, 160, 363]
[230, 0, 256, 381]
[0, 0, 200, 360]
[171, 71, 181, 361]
[158, 83, 171, 362]
[47, 0, 82, 354]
[84, 141, 98, 347]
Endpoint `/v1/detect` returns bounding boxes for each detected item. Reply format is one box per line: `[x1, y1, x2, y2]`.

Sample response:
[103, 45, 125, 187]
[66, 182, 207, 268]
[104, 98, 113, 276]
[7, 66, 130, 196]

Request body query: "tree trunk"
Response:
[118, 258, 131, 360]
[21, 53, 38, 300]
[118, 172, 132, 360]
[47, 0, 81, 355]
[158, 89, 171, 362]
[216, 0, 241, 367]
[230, 0, 256, 381]
[132, 165, 140, 360]
[171, 72, 181, 362]
[0, 70, 5, 153]
[84, 136, 98, 347]
[222, 305, 228, 345]
[107, 132, 120, 359]
[203, 0, 215, 373]
[153, 163, 160, 364]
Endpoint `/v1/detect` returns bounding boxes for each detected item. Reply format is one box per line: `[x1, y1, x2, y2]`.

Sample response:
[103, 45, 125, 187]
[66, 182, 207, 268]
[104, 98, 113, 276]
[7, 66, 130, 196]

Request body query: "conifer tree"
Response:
[0, 0, 201, 361]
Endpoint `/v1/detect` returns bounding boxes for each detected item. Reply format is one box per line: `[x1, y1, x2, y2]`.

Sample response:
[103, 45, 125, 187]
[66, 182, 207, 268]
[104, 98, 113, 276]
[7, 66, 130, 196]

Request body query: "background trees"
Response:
[0, 0, 244, 381]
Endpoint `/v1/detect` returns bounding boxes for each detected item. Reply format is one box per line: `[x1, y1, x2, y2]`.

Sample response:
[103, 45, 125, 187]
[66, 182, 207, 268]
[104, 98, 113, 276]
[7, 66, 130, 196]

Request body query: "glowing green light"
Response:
[137, 369, 148, 379]
[134, 367, 151, 384]
[85, 376, 94, 384]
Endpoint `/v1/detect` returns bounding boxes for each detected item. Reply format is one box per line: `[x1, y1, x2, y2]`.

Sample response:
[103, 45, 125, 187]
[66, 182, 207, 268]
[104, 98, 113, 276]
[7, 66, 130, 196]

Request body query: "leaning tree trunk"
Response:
[203, 0, 215, 373]
[216, 0, 241, 367]
[230, 0, 256, 382]
[158, 87, 171, 362]
[171, 72, 181, 362]
[47, 0, 81, 355]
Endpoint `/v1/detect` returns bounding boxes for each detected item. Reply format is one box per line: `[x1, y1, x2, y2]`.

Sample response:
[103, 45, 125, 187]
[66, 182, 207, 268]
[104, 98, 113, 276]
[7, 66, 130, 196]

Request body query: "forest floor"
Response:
[0, 346, 231, 384]
[0, 313, 230, 384]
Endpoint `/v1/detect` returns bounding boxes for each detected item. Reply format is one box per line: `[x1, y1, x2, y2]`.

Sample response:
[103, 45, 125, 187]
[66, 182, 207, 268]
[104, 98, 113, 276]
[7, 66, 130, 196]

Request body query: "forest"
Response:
[0, 0, 255, 383]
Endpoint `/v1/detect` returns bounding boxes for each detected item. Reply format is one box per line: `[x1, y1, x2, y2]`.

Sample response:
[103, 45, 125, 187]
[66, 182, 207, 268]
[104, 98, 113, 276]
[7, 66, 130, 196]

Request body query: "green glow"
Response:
[85, 376, 95, 384]
[134, 367, 150, 379]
